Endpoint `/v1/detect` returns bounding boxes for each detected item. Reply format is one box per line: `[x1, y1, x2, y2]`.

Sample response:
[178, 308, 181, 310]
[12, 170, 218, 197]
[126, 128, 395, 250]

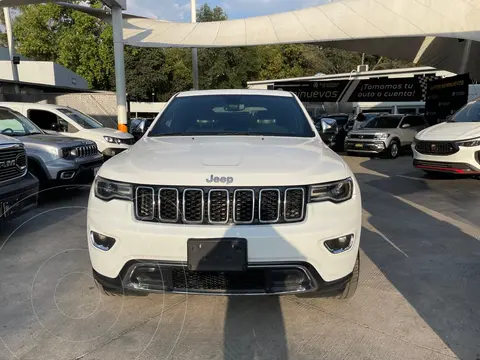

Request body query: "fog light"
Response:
[60, 171, 75, 180]
[90, 231, 116, 251]
[324, 235, 354, 254]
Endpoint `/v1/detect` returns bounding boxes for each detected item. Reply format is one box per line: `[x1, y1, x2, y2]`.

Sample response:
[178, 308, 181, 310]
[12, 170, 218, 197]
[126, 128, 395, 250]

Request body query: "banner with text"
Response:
[272, 81, 350, 102]
[347, 78, 422, 102]
[425, 73, 470, 124]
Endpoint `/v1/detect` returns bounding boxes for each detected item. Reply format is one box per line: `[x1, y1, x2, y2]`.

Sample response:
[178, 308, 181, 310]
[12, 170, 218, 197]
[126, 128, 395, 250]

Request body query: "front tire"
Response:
[335, 254, 360, 299]
[387, 140, 400, 159]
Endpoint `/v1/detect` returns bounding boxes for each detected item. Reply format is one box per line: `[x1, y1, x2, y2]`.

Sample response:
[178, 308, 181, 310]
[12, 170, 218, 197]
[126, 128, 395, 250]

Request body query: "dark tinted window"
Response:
[148, 95, 315, 138]
[453, 101, 480, 122]
[364, 116, 403, 129]
[403, 116, 426, 127]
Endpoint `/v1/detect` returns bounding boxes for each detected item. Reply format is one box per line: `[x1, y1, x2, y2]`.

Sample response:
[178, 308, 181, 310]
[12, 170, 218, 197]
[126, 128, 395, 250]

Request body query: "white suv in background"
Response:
[88, 90, 362, 298]
[413, 99, 480, 175]
[0, 103, 134, 158]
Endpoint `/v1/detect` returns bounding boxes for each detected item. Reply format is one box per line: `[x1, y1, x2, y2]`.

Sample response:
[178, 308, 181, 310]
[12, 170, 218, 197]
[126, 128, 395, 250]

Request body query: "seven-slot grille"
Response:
[0, 145, 27, 183]
[415, 141, 458, 155]
[75, 144, 98, 157]
[135, 186, 306, 225]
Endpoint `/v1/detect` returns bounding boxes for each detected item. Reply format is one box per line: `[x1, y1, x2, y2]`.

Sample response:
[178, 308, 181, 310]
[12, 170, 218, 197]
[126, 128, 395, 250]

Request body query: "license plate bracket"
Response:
[187, 238, 247, 272]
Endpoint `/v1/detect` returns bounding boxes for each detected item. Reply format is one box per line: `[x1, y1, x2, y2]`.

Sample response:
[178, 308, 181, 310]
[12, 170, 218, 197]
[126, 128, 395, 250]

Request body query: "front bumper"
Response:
[52, 159, 104, 185]
[0, 173, 38, 222]
[87, 189, 362, 295]
[344, 140, 386, 154]
[412, 146, 480, 174]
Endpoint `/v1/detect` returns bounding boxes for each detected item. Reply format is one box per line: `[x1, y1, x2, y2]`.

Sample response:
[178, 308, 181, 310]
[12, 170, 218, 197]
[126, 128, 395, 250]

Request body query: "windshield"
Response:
[0, 108, 44, 136]
[148, 95, 315, 137]
[452, 101, 480, 122]
[363, 116, 402, 129]
[57, 108, 104, 129]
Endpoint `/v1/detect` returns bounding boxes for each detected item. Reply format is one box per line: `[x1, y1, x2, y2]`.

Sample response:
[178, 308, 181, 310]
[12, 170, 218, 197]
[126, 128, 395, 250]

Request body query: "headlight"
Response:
[60, 147, 78, 159]
[374, 133, 389, 140]
[104, 136, 125, 144]
[309, 178, 353, 203]
[94, 177, 133, 201]
[456, 138, 480, 147]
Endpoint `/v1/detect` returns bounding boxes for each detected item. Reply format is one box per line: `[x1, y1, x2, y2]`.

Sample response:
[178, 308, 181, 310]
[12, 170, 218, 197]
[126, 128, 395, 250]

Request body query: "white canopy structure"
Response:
[3, 0, 480, 131]
[119, 0, 480, 78]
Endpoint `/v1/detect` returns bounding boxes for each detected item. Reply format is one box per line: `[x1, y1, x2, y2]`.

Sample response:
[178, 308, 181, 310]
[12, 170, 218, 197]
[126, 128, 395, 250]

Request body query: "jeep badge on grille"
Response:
[206, 175, 234, 184]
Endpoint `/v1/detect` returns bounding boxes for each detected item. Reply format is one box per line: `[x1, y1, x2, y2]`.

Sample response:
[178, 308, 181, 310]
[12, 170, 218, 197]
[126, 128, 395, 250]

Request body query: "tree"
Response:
[13, 1, 115, 90]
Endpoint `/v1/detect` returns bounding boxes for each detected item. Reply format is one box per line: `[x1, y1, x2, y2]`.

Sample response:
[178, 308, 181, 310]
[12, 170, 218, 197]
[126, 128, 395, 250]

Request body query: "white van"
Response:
[0, 102, 134, 158]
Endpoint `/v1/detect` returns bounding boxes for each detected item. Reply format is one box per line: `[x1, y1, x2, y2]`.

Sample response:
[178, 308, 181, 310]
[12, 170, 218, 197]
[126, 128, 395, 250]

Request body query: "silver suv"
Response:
[345, 114, 429, 158]
[0, 107, 103, 189]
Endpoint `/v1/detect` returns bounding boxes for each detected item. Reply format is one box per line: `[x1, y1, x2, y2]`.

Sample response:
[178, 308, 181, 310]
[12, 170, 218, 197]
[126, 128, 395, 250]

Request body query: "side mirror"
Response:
[320, 118, 338, 134]
[401, 123, 411, 129]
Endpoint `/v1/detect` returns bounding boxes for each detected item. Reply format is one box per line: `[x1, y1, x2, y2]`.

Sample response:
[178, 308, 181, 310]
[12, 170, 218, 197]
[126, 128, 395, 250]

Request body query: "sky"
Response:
[126, 0, 330, 21]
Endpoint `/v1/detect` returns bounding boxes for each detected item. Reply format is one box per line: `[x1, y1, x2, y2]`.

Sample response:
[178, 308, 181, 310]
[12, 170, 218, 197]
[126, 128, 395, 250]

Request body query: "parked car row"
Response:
[319, 98, 480, 176]
[0, 102, 135, 229]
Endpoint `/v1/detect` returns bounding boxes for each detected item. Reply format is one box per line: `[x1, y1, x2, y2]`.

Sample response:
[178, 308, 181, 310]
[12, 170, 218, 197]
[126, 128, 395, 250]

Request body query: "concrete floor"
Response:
[1, 155, 479, 360]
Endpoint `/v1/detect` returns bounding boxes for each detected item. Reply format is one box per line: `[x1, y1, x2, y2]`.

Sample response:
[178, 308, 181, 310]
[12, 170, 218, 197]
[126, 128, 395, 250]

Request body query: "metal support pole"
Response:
[111, 5, 128, 132]
[460, 40, 472, 74]
[3, 7, 20, 93]
[191, 0, 199, 90]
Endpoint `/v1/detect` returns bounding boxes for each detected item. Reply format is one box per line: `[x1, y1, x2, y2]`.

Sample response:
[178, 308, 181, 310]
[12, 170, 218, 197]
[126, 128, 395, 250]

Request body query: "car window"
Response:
[57, 108, 104, 129]
[452, 101, 480, 122]
[406, 116, 427, 127]
[363, 116, 403, 129]
[148, 95, 315, 138]
[0, 109, 44, 136]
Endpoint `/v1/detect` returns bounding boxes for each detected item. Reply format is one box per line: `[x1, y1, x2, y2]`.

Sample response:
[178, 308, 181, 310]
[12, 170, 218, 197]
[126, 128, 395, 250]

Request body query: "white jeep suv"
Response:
[87, 90, 362, 298]
[413, 99, 480, 175]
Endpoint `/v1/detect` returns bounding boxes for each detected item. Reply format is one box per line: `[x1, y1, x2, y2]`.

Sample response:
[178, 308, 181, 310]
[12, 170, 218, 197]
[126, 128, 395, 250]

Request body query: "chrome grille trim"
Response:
[0, 144, 28, 184]
[158, 187, 179, 223]
[233, 189, 255, 224]
[284, 188, 305, 222]
[135, 186, 155, 221]
[208, 189, 230, 224]
[182, 188, 204, 224]
[74, 145, 98, 157]
[258, 189, 281, 224]
[133, 186, 306, 225]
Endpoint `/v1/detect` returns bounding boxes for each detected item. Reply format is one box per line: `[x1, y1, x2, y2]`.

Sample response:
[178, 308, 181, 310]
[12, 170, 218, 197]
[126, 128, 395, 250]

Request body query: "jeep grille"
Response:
[134, 186, 307, 225]
[0, 144, 27, 183]
[75, 144, 98, 157]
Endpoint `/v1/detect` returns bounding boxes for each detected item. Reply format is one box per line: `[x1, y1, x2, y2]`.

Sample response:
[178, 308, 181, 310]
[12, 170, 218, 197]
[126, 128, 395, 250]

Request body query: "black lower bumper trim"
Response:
[345, 141, 385, 153]
[93, 260, 352, 296]
[54, 160, 103, 186]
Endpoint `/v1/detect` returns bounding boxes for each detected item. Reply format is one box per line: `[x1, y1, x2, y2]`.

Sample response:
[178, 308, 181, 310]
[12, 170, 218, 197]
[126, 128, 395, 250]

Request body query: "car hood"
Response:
[349, 128, 394, 135]
[99, 136, 350, 187]
[0, 134, 21, 144]
[18, 134, 95, 148]
[416, 122, 480, 141]
[84, 127, 133, 139]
